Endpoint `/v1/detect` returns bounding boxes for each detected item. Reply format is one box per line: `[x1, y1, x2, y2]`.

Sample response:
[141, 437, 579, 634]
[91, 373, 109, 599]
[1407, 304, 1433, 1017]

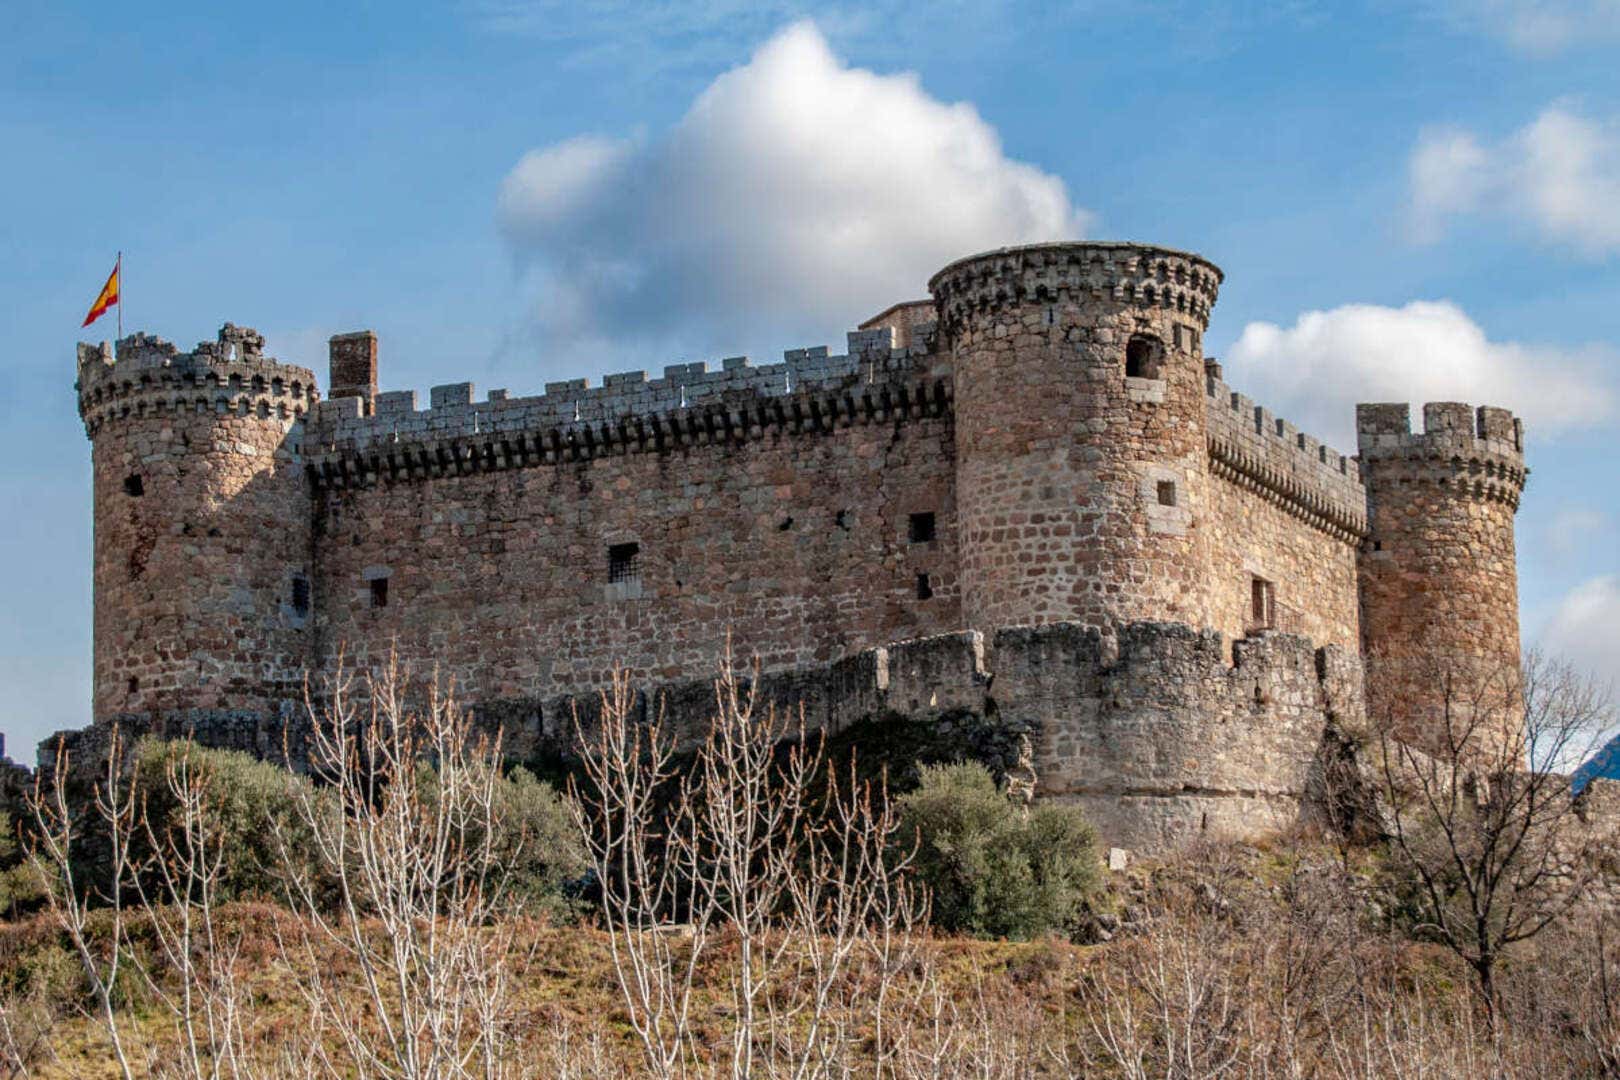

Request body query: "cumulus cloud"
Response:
[1224, 300, 1616, 449]
[1539, 575, 1620, 692]
[497, 21, 1090, 359]
[1409, 104, 1620, 255]
[1436, 0, 1620, 53]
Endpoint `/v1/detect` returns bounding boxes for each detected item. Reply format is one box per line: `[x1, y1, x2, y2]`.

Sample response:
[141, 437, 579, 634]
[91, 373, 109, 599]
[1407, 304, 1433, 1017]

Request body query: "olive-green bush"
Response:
[135, 739, 586, 917]
[133, 738, 330, 903]
[898, 761, 1100, 939]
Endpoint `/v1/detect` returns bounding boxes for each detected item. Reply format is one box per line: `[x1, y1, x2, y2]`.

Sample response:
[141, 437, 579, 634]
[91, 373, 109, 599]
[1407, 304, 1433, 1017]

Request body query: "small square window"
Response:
[123, 474, 144, 497]
[908, 512, 936, 544]
[608, 542, 640, 584]
[1126, 335, 1163, 379]
[369, 577, 389, 609]
[1156, 480, 1177, 507]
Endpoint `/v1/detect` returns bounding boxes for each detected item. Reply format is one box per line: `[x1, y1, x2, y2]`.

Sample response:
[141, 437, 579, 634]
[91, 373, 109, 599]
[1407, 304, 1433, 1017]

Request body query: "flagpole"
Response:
[116, 251, 122, 342]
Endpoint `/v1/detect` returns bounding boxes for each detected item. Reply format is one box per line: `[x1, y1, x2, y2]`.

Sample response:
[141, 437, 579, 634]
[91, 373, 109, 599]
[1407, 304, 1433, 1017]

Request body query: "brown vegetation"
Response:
[0, 648, 1613, 1078]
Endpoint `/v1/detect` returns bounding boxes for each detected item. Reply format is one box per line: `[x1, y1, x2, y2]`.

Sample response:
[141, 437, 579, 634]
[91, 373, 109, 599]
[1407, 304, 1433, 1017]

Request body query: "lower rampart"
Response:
[48, 620, 1365, 854]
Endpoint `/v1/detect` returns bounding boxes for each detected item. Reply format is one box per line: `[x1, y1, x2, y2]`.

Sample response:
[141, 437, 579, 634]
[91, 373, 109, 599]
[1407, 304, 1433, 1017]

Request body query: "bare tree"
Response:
[273, 652, 524, 1080]
[26, 726, 140, 1080]
[1375, 650, 1611, 1032]
[568, 645, 926, 1079]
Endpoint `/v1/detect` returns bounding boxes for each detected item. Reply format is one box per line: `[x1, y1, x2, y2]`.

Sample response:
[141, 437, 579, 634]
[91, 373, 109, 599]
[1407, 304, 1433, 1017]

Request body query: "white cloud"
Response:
[1409, 104, 1620, 255]
[1437, 0, 1620, 54]
[1224, 300, 1616, 450]
[497, 21, 1091, 359]
[1539, 575, 1620, 694]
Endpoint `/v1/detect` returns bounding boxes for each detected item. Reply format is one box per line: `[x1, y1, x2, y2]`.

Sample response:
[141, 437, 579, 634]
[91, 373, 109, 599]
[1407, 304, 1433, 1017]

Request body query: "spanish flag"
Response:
[81, 255, 120, 329]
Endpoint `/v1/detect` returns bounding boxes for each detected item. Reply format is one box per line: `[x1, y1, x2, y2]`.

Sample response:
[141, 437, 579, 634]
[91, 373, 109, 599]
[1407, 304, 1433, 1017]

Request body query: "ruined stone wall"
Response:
[305, 337, 962, 706]
[478, 620, 1359, 854]
[77, 328, 318, 727]
[1000, 622, 1364, 851]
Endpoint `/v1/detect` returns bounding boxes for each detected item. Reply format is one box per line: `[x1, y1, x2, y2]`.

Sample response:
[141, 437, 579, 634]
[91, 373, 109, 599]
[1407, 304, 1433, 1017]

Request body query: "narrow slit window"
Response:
[370, 577, 389, 609]
[608, 542, 641, 584]
[291, 577, 310, 617]
[123, 474, 144, 497]
[908, 511, 936, 544]
[1156, 480, 1177, 507]
[916, 572, 934, 600]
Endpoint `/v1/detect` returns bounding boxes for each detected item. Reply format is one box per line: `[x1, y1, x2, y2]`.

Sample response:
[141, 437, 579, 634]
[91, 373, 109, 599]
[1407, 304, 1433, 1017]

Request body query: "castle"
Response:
[69, 242, 1530, 851]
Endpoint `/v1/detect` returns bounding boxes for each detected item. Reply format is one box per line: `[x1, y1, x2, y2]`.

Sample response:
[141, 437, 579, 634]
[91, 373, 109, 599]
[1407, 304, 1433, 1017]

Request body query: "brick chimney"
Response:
[328, 331, 378, 414]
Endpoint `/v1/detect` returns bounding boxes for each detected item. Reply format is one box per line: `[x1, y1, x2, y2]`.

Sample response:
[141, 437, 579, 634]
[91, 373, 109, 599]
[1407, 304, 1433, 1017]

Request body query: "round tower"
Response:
[1356, 402, 1528, 755]
[930, 242, 1223, 635]
[77, 325, 319, 734]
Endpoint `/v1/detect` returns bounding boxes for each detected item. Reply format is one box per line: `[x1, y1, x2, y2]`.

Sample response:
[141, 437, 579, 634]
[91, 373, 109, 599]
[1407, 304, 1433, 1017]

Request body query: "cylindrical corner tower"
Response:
[1357, 402, 1528, 754]
[77, 324, 319, 735]
[930, 242, 1223, 635]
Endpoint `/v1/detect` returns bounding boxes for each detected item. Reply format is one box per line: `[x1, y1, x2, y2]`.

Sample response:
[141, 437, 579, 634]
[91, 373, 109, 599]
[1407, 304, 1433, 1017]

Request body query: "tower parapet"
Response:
[78, 326, 318, 732]
[1355, 402, 1526, 507]
[932, 242, 1223, 634]
[1356, 402, 1528, 754]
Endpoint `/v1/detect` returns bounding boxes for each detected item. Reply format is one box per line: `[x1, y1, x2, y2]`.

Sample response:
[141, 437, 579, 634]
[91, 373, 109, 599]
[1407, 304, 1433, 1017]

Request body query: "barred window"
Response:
[608, 542, 641, 584]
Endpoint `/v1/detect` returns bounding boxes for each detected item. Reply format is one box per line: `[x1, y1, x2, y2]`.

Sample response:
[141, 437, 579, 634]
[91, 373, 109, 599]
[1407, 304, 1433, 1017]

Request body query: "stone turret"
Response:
[1356, 402, 1528, 755]
[930, 242, 1223, 636]
[76, 326, 319, 742]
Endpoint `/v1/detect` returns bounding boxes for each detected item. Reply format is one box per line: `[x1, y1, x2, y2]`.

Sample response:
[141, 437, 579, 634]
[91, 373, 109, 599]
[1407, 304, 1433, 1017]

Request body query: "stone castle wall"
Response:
[379, 620, 1366, 853]
[1202, 368, 1367, 654]
[303, 334, 961, 703]
[65, 240, 1530, 853]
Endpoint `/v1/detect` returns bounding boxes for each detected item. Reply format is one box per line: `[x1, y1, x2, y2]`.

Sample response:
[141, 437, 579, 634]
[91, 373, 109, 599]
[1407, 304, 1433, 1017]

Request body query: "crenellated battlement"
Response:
[302, 327, 951, 489]
[1356, 402, 1528, 508]
[77, 325, 319, 438]
[1205, 368, 1368, 541]
[929, 241, 1223, 335]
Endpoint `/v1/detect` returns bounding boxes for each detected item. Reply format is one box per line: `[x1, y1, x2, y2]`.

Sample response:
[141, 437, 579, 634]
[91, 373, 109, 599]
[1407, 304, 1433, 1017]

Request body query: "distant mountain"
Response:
[1574, 733, 1620, 795]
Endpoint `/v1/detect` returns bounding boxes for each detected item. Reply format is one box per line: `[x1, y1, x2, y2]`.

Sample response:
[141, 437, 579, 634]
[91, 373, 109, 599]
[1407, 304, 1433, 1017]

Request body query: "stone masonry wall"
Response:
[307, 338, 962, 705]
[471, 620, 1360, 855]
[1000, 622, 1364, 851]
[1203, 366, 1366, 653]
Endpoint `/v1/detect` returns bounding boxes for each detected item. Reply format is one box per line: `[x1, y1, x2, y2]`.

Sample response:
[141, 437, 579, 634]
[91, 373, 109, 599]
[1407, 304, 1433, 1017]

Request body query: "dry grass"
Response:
[3, 837, 1613, 1079]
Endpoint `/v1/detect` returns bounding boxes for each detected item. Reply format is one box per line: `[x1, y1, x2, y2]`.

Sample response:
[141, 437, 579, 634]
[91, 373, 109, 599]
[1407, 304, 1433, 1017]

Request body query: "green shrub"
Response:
[134, 739, 585, 918]
[492, 766, 588, 919]
[898, 762, 1100, 940]
[0, 812, 47, 919]
[132, 738, 330, 904]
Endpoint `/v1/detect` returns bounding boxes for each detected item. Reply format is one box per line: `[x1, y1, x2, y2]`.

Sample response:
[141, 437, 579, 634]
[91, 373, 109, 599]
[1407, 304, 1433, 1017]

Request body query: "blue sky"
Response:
[3, 1, 1617, 761]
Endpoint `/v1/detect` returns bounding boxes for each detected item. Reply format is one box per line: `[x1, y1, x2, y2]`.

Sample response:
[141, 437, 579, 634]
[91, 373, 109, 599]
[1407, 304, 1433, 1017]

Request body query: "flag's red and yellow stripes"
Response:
[82, 257, 120, 328]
